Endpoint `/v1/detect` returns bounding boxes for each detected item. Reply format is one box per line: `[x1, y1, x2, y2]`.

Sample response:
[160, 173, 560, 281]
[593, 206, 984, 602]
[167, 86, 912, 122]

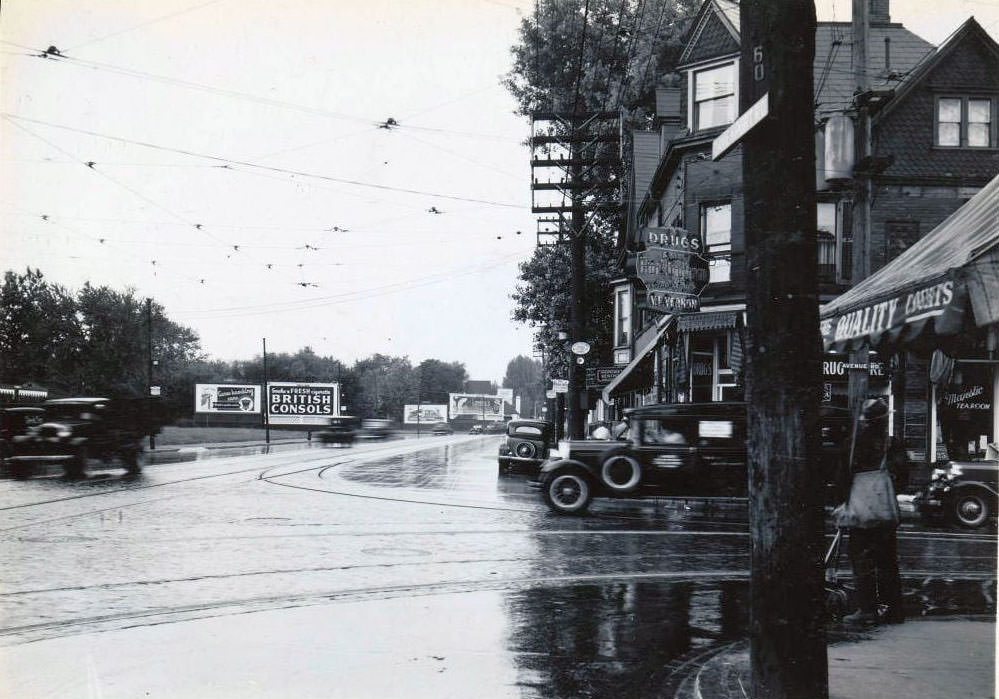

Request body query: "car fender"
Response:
[539, 458, 593, 479]
[948, 481, 999, 499]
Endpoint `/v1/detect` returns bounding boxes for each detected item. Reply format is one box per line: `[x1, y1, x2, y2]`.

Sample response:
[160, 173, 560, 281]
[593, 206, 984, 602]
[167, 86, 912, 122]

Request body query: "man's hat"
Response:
[860, 398, 889, 422]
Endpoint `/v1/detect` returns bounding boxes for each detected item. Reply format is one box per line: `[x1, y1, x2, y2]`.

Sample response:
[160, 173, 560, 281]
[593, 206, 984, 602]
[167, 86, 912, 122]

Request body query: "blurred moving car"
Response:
[538, 402, 850, 515]
[317, 415, 359, 447]
[914, 458, 998, 529]
[484, 422, 506, 434]
[498, 419, 554, 474]
[1, 406, 46, 478]
[468, 424, 484, 435]
[358, 418, 397, 440]
[431, 422, 453, 435]
[7, 397, 161, 479]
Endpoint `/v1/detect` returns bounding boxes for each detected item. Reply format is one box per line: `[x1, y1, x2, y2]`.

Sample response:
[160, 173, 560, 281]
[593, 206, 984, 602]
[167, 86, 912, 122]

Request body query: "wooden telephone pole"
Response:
[739, 0, 828, 697]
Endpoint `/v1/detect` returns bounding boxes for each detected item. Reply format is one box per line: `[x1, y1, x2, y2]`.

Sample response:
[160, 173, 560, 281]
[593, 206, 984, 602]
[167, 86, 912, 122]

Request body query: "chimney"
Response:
[870, 0, 890, 24]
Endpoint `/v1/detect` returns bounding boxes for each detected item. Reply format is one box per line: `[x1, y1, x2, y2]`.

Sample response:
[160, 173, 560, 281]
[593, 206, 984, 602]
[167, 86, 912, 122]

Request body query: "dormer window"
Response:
[691, 62, 736, 131]
[936, 96, 995, 148]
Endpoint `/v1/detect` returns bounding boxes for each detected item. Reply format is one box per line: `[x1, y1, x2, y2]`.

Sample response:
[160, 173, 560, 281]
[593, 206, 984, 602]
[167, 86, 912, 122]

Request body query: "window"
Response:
[692, 63, 736, 131]
[936, 96, 995, 148]
[701, 203, 731, 284]
[816, 200, 852, 284]
[615, 287, 631, 347]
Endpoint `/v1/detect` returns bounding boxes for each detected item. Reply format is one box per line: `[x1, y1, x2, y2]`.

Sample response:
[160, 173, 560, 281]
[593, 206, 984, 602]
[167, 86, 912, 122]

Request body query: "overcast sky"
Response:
[3, 0, 997, 383]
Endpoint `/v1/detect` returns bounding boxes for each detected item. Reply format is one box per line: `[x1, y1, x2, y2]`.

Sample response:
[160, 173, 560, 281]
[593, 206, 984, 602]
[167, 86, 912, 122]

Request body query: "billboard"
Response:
[448, 393, 504, 421]
[266, 382, 339, 425]
[196, 384, 261, 413]
[403, 404, 448, 424]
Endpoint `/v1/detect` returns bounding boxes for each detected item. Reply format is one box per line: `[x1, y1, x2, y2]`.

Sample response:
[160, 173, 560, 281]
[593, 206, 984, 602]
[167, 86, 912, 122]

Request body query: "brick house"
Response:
[602, 0, 999, 436]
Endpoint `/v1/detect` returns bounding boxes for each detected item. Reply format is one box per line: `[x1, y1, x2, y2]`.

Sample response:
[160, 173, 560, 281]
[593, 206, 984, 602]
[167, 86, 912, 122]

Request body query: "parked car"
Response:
[7, 397, 160, 479]
[359, 418, 397, 440]
[469, 424, 484, 435]
[498, 419, 554, 474]
[538, 402, 850, 515]
[1, 406, 46, 478]
[914, 459, 998, 529]
[317, 415, 360, 446]
[431, 422, 453, 435]
[484, 422, 506, 434]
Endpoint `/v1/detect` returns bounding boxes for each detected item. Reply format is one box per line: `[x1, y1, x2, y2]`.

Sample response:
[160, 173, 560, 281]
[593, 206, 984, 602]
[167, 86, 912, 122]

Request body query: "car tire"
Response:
[950, 489, 993, 529]
[122, 447, 141, 475]
[543, 468, 592, 515]
[65, 446, 87, 480]
[600, 453, 642, 493]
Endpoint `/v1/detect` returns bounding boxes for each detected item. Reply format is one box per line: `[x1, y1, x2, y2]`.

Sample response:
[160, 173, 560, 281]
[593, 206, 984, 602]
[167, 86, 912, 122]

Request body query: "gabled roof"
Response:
[814, 22, 935, 120]
[875, 17, 999, 123]
[679, 0, 740, 66]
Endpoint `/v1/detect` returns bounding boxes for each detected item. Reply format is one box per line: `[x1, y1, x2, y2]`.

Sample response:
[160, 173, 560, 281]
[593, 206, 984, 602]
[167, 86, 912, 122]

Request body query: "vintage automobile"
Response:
[914, 458, 998, 529]
[468, 424, 484, 435]
[7, 397, 160, 479]
[498, 419, 554, 474]
[431, 422, 453, 435]
[538, 402, 850, 515]
[0, 406, 46, 478]
[358, 418, 396, 440]
[317, 415, 360, 446]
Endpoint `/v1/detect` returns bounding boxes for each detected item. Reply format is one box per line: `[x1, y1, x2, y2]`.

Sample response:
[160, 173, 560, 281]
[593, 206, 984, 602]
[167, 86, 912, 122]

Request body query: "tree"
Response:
[353, 354, 414, 420]
[414, 359, 467, 405]
[504, 0, 698, 379]
[502, 355, 544, 418]
[0, 268, 81, 391]
[512, 221, 618, 380]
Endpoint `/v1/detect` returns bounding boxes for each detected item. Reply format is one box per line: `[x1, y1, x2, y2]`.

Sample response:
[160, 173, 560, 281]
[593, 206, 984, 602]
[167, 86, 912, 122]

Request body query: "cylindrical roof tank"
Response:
[824, 114, 855, 184]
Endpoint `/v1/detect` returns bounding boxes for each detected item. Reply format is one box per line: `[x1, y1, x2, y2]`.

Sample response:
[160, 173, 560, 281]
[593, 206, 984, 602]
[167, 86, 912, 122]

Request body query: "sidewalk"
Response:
[674, 617, 996, 699]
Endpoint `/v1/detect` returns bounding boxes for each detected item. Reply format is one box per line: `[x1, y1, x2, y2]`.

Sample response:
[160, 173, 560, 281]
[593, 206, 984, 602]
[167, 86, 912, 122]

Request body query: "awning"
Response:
[602, 315, 676, 402]
[820, 174, 999, 353]
[677, 310, 740, 333]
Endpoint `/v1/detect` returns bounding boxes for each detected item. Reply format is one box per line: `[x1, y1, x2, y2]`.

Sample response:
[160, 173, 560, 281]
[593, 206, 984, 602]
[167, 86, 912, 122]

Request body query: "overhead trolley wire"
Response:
[2, 113, 525, 210]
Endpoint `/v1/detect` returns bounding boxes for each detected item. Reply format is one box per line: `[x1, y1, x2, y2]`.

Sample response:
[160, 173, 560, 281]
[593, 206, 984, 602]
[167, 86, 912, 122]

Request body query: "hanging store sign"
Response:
[585, 366, 625, 389]
[635, 227, 710, 314]
[551, 379, 569, 393]
[266, 382, 339, 425]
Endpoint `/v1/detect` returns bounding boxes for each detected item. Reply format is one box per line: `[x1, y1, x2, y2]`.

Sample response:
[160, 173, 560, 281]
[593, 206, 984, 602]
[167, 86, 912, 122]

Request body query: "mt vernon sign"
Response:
[636, 227, 710, 313]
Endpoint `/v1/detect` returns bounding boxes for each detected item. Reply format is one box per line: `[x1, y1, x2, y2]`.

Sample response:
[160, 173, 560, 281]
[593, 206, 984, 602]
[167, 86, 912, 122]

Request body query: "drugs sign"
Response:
[635, 227, 709, 313]
[267, 382, 339, 425]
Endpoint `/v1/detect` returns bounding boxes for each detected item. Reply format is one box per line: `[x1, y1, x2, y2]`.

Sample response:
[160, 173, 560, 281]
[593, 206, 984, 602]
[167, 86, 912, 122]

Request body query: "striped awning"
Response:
[820, 173, 999, 353]
[677, 310, 739, 333]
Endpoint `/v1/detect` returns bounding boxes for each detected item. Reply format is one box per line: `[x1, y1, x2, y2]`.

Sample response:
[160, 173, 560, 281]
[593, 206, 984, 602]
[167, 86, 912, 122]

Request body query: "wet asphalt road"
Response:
[1, 435, 995, 698]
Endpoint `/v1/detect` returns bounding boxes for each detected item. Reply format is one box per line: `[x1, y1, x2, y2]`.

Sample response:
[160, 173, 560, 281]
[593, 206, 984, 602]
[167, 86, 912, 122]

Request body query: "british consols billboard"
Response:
[195, 384, 261, 413]
[267, 382, 339, 425]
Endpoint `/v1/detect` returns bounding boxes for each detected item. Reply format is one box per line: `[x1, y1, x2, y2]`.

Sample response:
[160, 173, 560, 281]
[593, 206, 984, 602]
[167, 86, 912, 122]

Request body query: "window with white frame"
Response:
[692, 63, 736, 131]
[816, 200, 852, 284]
[936, 96, 995, 148]
[701, 203, 731, 284]
[615, 287, 631, 347]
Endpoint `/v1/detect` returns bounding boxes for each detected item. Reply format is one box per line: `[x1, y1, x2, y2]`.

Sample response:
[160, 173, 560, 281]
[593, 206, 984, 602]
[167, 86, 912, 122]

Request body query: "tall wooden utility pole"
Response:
[146, 298, 156, 450]
[739, 0, 828, 697]
[530, 111, 620, 439]
[848, 0, 872, 419]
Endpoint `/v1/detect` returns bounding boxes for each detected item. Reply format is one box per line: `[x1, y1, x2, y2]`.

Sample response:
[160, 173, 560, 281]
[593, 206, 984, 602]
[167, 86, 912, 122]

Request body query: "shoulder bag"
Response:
[833, 457, 900, 528]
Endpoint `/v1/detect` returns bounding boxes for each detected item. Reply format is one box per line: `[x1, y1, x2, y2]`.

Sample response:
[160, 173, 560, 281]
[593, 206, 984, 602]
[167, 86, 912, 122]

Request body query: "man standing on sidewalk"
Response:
[842, 398, 906, 625]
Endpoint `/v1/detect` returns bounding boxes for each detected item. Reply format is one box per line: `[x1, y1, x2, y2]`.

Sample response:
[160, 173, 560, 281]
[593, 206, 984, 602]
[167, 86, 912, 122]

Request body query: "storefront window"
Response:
[938, 364, 995, 460]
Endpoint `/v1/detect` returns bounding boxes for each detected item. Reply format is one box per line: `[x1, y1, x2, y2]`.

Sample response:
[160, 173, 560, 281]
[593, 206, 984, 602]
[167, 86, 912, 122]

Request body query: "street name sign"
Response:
[712, 92, 770, 161]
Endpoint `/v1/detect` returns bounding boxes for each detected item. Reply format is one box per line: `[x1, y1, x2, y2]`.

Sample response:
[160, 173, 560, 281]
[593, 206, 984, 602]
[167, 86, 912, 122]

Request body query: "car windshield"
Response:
[45, 404, 102, 421]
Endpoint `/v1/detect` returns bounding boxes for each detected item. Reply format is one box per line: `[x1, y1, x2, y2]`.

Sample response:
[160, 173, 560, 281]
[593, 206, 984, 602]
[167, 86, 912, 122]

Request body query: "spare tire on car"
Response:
[600, 450, 642, 493]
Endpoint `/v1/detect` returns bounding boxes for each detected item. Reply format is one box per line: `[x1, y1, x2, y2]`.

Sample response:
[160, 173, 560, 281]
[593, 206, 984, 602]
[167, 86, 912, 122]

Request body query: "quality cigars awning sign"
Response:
[820, 276, 967, 352]
[635, 227, 709, 313]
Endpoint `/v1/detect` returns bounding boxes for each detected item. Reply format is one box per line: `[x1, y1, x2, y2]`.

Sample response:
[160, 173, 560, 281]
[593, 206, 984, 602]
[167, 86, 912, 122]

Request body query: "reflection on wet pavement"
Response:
[501, 576, 995, 699]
